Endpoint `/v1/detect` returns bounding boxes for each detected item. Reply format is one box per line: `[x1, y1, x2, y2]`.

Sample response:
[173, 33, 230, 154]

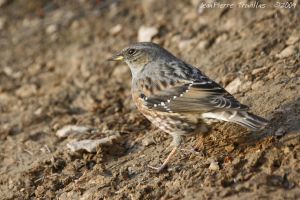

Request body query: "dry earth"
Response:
[0, 0, 300, 199]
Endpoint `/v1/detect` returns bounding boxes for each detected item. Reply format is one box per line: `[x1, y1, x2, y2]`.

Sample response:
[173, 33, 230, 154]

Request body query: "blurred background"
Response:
[0, 0, 299, 199]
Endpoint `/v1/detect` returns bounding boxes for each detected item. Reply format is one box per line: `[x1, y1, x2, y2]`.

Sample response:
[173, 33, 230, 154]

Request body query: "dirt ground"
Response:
[0, 0, 300, 199]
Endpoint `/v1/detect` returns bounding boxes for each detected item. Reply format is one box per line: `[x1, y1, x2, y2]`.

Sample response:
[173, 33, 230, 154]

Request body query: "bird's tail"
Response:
[230, 111, 269, 131]
[202, 111, 269, 131]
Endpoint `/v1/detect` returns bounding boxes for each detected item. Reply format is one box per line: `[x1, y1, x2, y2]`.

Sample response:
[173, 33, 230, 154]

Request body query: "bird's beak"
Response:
[107, 52, 124, 61]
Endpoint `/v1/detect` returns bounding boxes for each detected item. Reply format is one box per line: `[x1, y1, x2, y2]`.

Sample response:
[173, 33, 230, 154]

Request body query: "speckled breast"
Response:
[133, 92, 202, 136]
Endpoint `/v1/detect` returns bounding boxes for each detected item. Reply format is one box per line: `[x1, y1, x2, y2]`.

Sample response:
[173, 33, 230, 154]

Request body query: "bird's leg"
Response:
[148, 134, 181, 172]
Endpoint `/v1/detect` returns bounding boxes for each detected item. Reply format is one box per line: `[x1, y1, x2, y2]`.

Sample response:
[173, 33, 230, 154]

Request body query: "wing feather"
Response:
[137, 62, 248, 113]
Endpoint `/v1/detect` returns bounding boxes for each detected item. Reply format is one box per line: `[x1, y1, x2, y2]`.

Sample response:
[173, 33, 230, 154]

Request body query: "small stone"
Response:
[215, 33, 228, 44]
[225, 144, 235, 153]
[56, 125, 90, 138]
[179, 39, 194, 51]
[252, 66, 269, 75]
[286, 33, 300, 45]
[142, 137, 154, 146]
[67, 134, 121, 152]
[276, 46, 297, 59]
[251, 80, 264, 90]
[283, 147, 291, 154]
[138, 26, 158, 42]
[197, 40, 210, 50]
[225, 77, 241, 94]
[209, 160, 220, 171]
[46, 24, 58, 34]
[240, 81, 252, 92]
[109, 24, 122, 36]
[15, 84, 37, 98]
[275, 127, 286, 136]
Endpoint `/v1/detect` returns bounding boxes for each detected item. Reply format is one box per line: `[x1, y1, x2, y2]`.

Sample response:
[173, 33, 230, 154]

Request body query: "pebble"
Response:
[215, 33, 228, 44]
[252, 66, 270, 75]
[276, 46, 296, 59]
[251, 80, 264, 91]
[109, 24, 122, 36]
[209, 160, 220, 171]
[197, 40, 210, 50]
[179, 39, 194, 51]
[138, 26, 158, 42]
[46, 24, 58, 35]
[240, 81, 252, 92]
[225, 144, 235, 153]
[56, 125, 90, 138]
[142, 137, 154, 147]
[286, 33, 300, 45]
[225, 77, 241, 94]
[15, 84, 37, 98]
[67, 134, 120, 152]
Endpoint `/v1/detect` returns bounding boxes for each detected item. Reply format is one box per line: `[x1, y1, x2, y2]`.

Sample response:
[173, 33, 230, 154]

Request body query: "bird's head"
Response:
[108, 42, 174, 77]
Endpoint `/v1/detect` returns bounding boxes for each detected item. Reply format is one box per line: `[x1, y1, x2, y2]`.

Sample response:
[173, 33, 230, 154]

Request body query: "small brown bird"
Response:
[109, 42, 268, 172]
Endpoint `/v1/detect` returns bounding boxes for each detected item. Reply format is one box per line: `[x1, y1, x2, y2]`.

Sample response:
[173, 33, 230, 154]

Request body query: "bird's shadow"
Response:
[198, 98, 300, 157]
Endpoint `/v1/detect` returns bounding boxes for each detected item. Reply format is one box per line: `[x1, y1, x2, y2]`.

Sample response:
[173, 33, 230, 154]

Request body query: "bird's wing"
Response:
[137, 64, 248, 113]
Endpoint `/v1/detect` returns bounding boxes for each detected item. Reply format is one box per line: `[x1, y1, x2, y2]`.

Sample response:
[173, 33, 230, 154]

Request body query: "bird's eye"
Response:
[127, 48, 136, 55]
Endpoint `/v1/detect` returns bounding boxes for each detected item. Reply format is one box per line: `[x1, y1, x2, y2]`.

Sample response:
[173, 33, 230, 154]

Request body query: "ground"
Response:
[0, 0, 300, 199]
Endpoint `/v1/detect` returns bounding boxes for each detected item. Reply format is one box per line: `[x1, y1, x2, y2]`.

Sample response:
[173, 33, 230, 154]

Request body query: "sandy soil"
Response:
[0, 0, 299, 199]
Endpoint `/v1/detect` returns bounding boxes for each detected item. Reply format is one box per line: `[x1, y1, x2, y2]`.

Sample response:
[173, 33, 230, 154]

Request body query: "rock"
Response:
[209, 160, 220, 171]
[252, 66, 270, 75]
[67, 134, 121, 152]
[15, 84, 37, 98]
[225, 144, 235, 153]
[215, 33, 228, 44]
[240, 81, 252, 92]
[286, 33, 300, 45]
[225, 77, 241, 94]
[56, 125, 90, 138]
[251, 80, 264, 91]
[179, 39, 194, 51]
[276, 46, 296, 59]
[197, 40, 210, 50]
[138, 26, 158, 42]
[46, 24, 58, 34]
[109, 24, 122, 36]
[142, 137, 154, 146]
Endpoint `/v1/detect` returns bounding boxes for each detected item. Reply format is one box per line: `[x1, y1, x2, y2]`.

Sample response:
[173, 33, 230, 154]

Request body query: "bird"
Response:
[108, 42, 268, 172]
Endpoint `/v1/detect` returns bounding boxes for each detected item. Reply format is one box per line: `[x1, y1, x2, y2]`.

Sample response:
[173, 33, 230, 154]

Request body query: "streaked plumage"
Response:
[109, 42, 268, 171]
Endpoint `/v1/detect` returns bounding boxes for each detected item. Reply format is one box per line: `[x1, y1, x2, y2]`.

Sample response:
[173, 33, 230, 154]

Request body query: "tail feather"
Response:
[202, 111, 269, 130]
[232, 112, 269, 130]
